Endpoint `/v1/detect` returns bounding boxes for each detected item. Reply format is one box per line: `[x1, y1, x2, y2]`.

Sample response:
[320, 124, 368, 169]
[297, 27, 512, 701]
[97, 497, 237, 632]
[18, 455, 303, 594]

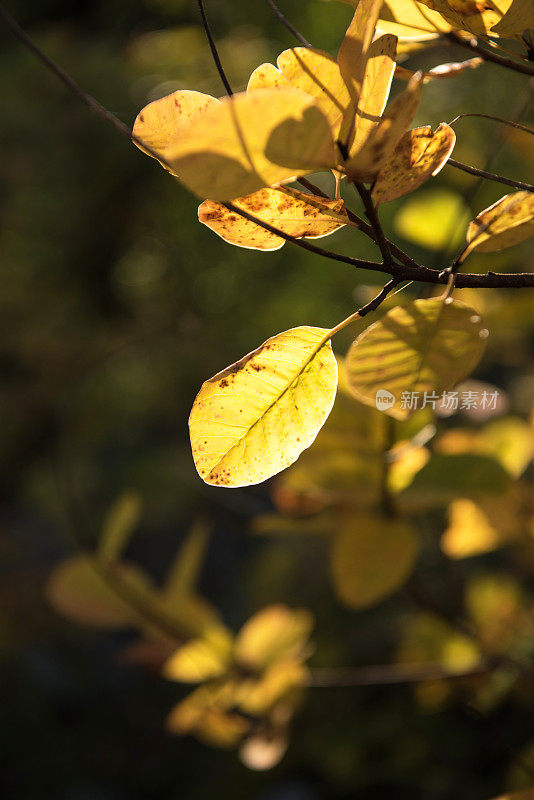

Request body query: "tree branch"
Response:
[355, 182, 392, 265]
[447, 158, 534, 192]
[309, 660, 492, 688]
[447, 32, 534, 77]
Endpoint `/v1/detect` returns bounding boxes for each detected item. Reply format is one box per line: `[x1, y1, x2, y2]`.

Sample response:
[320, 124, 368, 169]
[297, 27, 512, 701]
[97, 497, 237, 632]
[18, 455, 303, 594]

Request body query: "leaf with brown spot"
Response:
[189, 327, 338, 487]
[372, 123, 456, 204]
[161, 88, 336, 201]
[464, 191, 534, 258]
[132, 89, 219, 171]
[247, 62, 292, 91]
[198, 187, 348, 251]
[345, 71, 424, 182]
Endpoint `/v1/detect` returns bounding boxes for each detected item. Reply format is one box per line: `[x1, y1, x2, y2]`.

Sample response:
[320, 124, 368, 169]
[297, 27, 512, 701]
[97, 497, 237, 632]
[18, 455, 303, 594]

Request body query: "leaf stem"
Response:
[447, 158, 534, 193]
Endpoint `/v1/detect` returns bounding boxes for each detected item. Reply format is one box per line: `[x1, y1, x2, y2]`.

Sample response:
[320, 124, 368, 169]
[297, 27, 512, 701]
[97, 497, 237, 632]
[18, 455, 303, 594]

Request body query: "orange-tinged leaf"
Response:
[198, 187, 348, 250]
[441, 498, 502, 558]
[489, 791, 534, 800]
[345, 71, 423, 181]
[234, 605, 313, 671]
[331, 512, 419, 609]
[162, 88, 336, 201]
[465, 191, 534, 258]
[132, 89, 219, 168]
[189, 327, 338, 487]
[345, 298, 488, 420]
[372, 123, 456, 204]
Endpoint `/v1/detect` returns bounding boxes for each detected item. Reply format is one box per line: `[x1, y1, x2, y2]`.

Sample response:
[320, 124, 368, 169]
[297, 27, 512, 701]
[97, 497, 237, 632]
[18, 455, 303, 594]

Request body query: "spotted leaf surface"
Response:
[190, 327, 338, 487]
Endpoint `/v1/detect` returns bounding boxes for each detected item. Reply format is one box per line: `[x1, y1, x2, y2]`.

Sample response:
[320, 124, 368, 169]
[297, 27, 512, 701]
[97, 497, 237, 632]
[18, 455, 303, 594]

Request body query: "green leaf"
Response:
[331, 512, 419, 609]
[189, 327, 338, 487]
[98, 490, 142, 566]
[394, 187, 470, 250]
[344, 298, 488, 420]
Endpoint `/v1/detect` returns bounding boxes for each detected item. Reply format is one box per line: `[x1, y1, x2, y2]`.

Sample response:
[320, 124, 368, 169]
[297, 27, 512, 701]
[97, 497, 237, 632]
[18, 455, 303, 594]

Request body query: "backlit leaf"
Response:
[372, 123, 456, 204]
[345, 72, 423, 182]
[441, 498, 503, 558]
[163, 628, 234, 682]
[234, 605, 314, 671]
[465, 191, 534, 258]
[417, 0, 533, 38]
[247, 63, 292, 91]
[492, 0, 534, 37]
[349, 33, 398, 158]
[331, 512, 419, 609]
[189, 326, 338, 487]
[345, 298, 488, 420]
[276, 47, 351, 138]
[377, 0, 454, 37]
[161, 88, 336, 201]
[394, 187, 470, 249]
[198, 187, 348, 251]
[337, 0, 386, 146]
[132, 89, 218, 169]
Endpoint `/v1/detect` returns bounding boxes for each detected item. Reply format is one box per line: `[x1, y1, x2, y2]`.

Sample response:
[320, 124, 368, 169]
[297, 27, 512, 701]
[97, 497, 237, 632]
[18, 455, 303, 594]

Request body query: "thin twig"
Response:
[262, 0, 312, 47]
[309, 661, 492, 688]
[355, 182, 392, 265]
[197, 0, 233, 96]
[447, 158, 534, 192]
[447, 32, 534, 77]
[448, 113, 534, 137]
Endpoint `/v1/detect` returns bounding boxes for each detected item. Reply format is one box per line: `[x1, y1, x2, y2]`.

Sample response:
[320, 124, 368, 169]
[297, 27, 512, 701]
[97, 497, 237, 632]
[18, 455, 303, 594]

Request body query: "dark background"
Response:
[1, 0, 533, 797]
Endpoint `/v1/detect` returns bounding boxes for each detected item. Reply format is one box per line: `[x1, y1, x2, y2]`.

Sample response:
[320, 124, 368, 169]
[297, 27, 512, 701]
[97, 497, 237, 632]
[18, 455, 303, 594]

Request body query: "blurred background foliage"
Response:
[1, 0, 534, 797]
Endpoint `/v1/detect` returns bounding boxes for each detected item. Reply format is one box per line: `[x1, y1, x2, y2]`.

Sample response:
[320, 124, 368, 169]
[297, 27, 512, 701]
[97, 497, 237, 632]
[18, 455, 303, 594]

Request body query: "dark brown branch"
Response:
[355, 182, 392, 265]
[447, 158, 534, 192]
[262, 0, 312, 47]
[223, 201, 534, 289]
[309, 661, 492, 688]
[447, 31, 534, 77]
[297, 177, 425, 272]
[197, 0, 233, 96]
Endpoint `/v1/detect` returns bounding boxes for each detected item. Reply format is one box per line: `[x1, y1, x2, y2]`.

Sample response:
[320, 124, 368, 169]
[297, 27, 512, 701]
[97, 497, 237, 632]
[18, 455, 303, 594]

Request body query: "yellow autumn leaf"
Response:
[417, 0, 533, 38]
[276, 47, 352, 138]
[441, 498, 502, 558]
[331, 512, 420, 609]
[237, 660, 308, 715]
[132, 89, 219, 168]
[344, 298, 488, 420]
[160, 88, 336, 201]
[45, 554, 153, 628]
[189, 326, 338, 487]
[337, 0, 387, 147]
[234, 605, 313, 671]
[345, 71, 424, 182]
[349, 33, 398, 158]
[163, 628, 234, 682]
[465, 191, 534, 258]
[166, 682, 249, 746]
[372, 123, 456, 204]
[437, 416, 533, 477]
[198, 187, 348, 251]
[247, 62, 292, 91]
[325, 0, 452, 38]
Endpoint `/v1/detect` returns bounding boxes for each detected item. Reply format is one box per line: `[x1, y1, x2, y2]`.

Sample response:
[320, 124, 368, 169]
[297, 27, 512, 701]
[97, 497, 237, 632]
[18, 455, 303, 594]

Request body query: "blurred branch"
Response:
[262, 0, 312, 47]
[447, 32, 534, 77]
[197, 0, 234, 96]
[309, 661, 493, 687]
